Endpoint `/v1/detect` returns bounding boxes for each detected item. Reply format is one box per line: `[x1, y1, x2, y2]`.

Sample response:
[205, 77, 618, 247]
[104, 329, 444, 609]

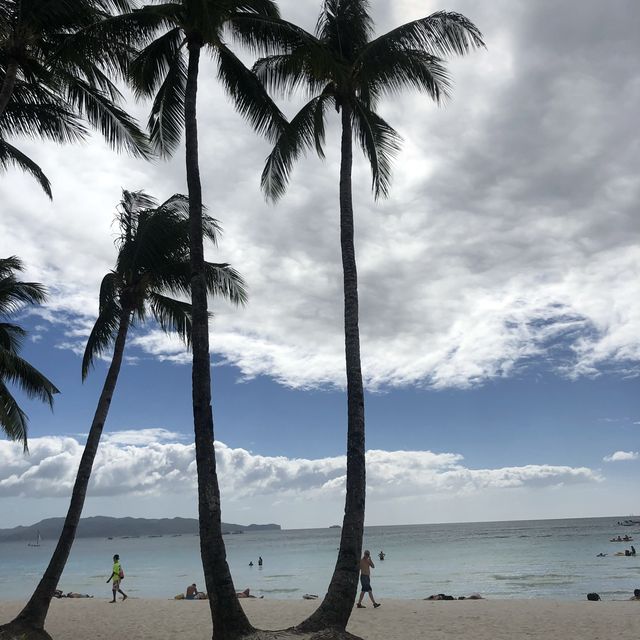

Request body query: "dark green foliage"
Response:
[0, 256, 59, 450]
[81, 189, 247, 380]
[0, 0, 148, 195]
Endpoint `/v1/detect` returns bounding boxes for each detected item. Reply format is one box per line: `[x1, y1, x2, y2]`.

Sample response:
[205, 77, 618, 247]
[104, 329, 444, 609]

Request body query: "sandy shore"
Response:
[1, 598, 639, 639]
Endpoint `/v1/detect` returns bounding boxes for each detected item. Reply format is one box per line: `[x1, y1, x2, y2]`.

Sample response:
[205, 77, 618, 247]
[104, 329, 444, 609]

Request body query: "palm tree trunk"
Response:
[184, 39, 253, 640]
[0, 309, 132, 638]
[298, 102, 366, 632]
[0, 59, 18, 116]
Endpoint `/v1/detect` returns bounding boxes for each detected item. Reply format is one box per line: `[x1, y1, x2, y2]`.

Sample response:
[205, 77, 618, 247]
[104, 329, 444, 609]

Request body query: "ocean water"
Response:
[1, 517, 639, 601]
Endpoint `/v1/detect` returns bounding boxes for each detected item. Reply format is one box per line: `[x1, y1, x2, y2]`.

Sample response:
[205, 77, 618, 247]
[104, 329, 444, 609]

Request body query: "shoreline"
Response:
[1, 598, 639, 640]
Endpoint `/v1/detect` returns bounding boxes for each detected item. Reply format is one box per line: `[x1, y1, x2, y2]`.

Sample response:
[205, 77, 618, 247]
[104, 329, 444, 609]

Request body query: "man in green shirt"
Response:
[106, 554, 128, 603]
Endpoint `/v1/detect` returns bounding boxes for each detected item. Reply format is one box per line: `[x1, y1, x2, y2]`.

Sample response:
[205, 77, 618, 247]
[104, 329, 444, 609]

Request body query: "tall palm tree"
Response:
[249, 1, 484, 630]
[0, 191, 247, 640]
[0, 0, 148, 194]
[0, 256, 58, 451]
[110, 3, 286, 636]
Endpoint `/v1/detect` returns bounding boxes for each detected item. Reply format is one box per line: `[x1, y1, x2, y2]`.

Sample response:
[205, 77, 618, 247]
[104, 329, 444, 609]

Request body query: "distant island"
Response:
[0, 516, 281, 542]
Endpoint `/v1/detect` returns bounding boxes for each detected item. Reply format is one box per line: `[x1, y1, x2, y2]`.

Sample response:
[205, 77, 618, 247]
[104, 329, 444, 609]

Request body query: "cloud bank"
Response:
[0, 431, 601, 502]
[2, 0, 639, 390]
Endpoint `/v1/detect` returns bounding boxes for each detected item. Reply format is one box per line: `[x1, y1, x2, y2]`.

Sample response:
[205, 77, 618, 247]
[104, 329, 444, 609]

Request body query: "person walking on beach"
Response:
[356, 550, 381, 609]
[106, 554, 127, 602]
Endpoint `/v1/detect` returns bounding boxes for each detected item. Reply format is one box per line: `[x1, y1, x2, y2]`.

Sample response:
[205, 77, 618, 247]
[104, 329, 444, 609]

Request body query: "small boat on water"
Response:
[610, 537, 633, 542]
[27, 531, 41, 547]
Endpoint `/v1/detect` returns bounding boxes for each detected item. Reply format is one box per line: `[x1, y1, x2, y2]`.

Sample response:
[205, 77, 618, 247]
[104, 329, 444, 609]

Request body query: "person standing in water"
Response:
[106, 554, 128, 602]
[356, 550, 381, 609]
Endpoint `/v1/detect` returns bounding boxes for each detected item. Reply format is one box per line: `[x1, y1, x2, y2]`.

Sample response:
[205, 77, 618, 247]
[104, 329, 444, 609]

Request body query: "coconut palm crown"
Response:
[250, 1, 484, 200]
[244, 0, 484, 631]
[82, 190, 247, 380]
[0, 256, 58, 451]
[109, 0, 286, 156]
[0, 1, 149, 196]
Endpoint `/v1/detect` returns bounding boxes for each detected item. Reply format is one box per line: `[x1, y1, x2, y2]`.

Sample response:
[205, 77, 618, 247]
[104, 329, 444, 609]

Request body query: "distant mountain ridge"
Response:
[0, 516, 281, 542]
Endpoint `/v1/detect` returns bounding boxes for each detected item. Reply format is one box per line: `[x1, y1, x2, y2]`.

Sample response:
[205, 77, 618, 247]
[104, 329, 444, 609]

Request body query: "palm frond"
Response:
[129, 26, 185, 98]
[352, 100, 401, 200]
[147, 43, 188, 156]
[148, 291, 192, 346]
[357, 49, 450, 106]
[252, 51, 328, 99]
[64, 76, 150, 158]
[82, 272, 122, 380]
[0, 322, 26, 353]
[362, 10, 485, 61]
[0, 380, 29, 451]
[0, 257, 24, 279]
[0, 139, 52, 198]
[204, 262, 248, 307]
[228, 13, 319, 57]
[1, 83, 87, 143]
[261, 93, 332, 201]
[214, 42, 287, 142]
[86, 3, 181, 53]
[0, 259, 49, 312]
[0, 348, 59, 407]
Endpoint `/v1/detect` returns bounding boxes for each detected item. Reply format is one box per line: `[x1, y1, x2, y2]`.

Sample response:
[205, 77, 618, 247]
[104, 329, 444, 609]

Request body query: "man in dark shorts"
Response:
[356, 550, 381, 609]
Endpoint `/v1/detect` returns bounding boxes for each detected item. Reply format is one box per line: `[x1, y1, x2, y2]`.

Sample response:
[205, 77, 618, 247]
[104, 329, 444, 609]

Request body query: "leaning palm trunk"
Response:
[0, 310, 131, 640]
[299, 104, 366, 633]
[184, 40, 253, 640]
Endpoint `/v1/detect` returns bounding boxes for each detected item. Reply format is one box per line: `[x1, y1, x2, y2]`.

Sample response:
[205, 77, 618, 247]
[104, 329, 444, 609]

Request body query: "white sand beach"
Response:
[1, 598, 639, 640]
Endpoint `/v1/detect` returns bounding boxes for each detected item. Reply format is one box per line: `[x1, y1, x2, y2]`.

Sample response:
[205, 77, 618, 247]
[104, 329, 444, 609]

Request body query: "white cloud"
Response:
[2, 0, 639, 390]
[0, 434, 601, 502]
[603, 451, 639, 462]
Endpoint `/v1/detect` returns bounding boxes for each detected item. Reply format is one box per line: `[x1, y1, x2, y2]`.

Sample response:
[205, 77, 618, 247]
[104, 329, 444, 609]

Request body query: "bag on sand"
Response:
[587, 593, 600, 601]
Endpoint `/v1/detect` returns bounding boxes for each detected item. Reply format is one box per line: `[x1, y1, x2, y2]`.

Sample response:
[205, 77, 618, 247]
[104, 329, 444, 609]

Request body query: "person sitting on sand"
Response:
[66, 592, 93, 598]
[236, 588, 255, 598]
[630, 589, 640, 600]
[186, 584, 198, 600]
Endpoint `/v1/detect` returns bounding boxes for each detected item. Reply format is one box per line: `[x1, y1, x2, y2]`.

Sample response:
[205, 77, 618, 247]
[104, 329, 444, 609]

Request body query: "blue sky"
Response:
[1, 0, 639, 528]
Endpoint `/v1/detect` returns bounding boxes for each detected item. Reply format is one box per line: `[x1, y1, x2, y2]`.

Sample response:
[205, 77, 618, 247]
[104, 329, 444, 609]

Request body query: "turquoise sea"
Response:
[2, 517, 639, 601]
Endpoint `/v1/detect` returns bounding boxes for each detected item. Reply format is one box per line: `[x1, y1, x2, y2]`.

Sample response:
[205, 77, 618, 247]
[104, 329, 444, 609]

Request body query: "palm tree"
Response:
[0, 190, 247, 640]
[109, 2, 285, 636]
[250, 1, 484, 630]
[0, 256, 58, 451]
[0, 0, 148, 194]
